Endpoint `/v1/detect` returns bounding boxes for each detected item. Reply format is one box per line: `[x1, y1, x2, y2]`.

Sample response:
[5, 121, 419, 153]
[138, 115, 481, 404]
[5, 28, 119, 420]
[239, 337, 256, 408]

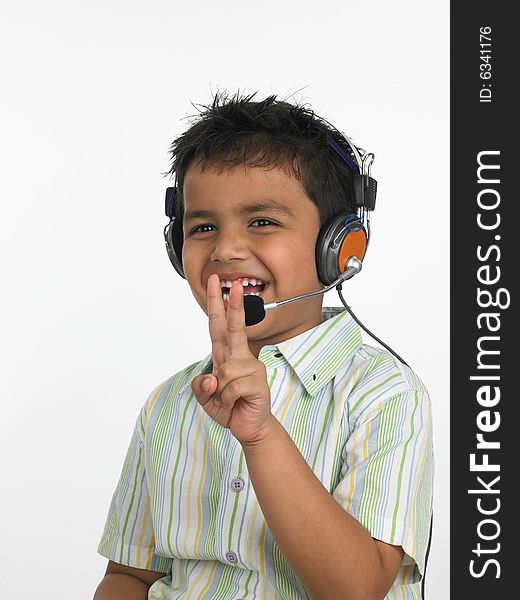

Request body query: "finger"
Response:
[207, 273, 228, 369]
[226, 281, 250, 357]
[191, 374, 218, 406]
[214, 358, 258, 396]
[219, 372, 262, 409]
[219, 377, 245, 410]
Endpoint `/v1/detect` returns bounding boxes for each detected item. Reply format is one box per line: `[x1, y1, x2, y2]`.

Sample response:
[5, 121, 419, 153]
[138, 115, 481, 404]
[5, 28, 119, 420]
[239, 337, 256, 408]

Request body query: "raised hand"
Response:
[191, 274, 274, 446]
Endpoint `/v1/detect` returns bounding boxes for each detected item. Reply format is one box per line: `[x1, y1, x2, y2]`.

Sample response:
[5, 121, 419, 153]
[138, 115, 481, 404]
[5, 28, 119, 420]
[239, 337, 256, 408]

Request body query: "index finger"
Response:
[226, 281, 250, 357]
[207, 273, 228, 369]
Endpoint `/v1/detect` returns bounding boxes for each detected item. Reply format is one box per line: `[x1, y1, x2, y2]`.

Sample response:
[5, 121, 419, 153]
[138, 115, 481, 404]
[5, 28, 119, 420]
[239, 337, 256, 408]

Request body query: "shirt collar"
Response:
[259, 307, 362, 396]
[199, 307, 362, 397]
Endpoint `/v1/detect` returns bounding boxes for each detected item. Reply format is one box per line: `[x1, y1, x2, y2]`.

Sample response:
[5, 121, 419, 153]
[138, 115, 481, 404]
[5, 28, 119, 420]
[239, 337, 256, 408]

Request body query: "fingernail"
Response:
[202, 377, 212, 392]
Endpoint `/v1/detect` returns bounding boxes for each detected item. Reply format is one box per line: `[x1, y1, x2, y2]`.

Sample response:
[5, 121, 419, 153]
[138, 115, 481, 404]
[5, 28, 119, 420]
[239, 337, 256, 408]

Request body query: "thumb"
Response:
[191, 374, 217, 402]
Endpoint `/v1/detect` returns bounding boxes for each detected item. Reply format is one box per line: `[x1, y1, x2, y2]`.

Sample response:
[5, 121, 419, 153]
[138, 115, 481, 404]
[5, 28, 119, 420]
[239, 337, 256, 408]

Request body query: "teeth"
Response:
[219, 277, 265, 289]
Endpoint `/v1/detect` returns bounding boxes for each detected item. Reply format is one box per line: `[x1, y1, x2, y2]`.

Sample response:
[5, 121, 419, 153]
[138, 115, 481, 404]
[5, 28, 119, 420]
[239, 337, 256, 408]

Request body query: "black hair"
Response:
[165, 90, 360, 226]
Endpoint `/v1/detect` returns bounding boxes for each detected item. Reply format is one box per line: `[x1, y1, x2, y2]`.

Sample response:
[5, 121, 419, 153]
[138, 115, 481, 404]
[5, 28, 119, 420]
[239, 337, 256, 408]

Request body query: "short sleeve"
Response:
[97, 403, 173, 574]
[332, 388, 434, 582]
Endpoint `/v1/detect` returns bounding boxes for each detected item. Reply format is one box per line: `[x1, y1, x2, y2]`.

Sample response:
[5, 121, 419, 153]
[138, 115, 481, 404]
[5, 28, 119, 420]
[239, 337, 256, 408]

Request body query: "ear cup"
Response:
[315, 212, 367, 286]
[164, 217, 186, 279]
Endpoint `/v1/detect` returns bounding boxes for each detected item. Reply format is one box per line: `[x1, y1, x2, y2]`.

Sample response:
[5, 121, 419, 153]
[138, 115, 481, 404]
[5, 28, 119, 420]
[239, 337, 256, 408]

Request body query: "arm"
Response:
[96, 386, 174, 589]
[93, 560, 167, 599]
[242, 415, 403, 600]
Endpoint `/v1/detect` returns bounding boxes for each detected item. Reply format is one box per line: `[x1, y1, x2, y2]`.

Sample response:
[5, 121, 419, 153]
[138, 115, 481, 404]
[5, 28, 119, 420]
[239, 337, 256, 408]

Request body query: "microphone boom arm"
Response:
[263, 257, 362, 312]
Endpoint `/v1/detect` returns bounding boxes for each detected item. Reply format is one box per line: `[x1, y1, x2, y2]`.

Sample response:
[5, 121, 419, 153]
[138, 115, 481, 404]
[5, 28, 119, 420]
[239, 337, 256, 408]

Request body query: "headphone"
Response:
[163, 131, 377, 286]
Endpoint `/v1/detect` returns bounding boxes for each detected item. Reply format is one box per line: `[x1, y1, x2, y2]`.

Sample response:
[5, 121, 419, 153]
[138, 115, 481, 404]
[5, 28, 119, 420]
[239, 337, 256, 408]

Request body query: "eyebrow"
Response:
[183, 201, 296, 223]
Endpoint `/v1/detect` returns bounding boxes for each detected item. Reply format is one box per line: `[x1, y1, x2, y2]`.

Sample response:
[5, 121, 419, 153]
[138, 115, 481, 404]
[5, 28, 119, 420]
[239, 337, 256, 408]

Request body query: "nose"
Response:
[210, 227, 250, 263]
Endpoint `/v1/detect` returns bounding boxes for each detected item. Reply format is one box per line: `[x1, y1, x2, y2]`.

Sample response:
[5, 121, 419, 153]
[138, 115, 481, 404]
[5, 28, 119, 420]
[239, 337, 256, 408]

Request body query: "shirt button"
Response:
[230, 476, 245, 492]
[274, 352, 282, 358]
[225, 550, 238, 564]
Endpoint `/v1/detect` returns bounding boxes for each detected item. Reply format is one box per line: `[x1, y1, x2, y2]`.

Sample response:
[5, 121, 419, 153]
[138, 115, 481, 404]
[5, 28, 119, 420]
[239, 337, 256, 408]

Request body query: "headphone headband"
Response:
[327, 134, 377, 211]
[165, 186, 177, 220]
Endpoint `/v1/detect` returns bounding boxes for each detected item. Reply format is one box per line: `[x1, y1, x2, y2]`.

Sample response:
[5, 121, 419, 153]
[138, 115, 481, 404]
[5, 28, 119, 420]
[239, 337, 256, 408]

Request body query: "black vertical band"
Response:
[451, 2, 514, 596]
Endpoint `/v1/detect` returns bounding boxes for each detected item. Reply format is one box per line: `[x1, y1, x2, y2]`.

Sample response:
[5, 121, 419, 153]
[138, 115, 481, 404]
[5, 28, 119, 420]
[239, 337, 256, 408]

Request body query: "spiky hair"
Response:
[166, 90, 359, 226]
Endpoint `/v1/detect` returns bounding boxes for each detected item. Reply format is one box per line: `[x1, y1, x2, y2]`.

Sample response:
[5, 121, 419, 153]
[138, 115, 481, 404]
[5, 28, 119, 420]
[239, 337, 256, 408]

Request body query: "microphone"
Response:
[244, 256, 362, 326]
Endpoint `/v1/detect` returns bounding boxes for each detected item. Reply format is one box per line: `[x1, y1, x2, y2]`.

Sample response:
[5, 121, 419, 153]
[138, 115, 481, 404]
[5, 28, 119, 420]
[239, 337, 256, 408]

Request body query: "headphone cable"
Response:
[336, 284, 436, 599]
[335, 284, 409, 368]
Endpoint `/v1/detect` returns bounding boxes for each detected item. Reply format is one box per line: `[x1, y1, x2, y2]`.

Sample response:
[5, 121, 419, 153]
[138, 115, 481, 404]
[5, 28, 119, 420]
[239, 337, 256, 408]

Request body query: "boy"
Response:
[94, 91, 433, 599]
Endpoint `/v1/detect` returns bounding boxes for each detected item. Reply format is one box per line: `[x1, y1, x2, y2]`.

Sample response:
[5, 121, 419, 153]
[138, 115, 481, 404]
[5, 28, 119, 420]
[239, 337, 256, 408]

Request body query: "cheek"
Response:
[182, 241, 203, 273]
[270, 238, 319, 283]
[181, 244, 206, 298]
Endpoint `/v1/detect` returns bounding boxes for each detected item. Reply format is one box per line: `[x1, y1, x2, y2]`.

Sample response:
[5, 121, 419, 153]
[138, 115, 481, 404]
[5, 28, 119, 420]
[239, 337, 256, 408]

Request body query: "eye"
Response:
[250, 218, 277, 227]
[189, 219, 277, 234]
[190, 223, 215, 234]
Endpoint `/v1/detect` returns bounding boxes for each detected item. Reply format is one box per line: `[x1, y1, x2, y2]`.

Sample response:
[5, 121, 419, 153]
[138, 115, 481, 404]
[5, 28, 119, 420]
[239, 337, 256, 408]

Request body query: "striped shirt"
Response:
[97, 307, 434, 599]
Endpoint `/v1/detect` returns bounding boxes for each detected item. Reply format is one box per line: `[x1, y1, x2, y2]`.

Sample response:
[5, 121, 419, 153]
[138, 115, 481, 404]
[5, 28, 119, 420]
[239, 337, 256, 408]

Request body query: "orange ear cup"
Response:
[338, 229, 367, 273]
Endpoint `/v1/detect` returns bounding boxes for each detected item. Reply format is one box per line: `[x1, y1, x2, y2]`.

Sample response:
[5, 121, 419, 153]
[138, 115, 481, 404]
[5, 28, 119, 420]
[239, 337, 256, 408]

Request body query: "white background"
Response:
[0, 1, 449, 597]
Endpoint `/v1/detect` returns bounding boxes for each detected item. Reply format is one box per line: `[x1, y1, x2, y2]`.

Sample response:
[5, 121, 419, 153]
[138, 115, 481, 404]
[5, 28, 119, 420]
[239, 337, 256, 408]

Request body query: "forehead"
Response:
[183, 162, 318, 221]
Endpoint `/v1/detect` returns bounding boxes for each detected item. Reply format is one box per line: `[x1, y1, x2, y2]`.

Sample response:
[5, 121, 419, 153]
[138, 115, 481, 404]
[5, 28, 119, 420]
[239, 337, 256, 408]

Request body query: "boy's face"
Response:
[181, 160, 325, 358]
